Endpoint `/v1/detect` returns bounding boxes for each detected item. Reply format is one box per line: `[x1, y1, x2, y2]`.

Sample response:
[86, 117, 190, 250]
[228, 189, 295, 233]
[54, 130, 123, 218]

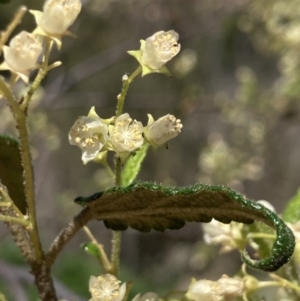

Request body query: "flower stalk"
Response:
[110, 65, 143, 276]
[83, 226, 113, 272]
[111, 157, 123, 277]
[116, 66, 141, 117]
[20, 37, 52, 111]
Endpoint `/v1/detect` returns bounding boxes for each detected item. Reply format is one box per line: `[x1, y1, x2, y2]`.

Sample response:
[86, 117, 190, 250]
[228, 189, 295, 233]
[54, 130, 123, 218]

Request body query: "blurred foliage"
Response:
[282, 188, 300, 223]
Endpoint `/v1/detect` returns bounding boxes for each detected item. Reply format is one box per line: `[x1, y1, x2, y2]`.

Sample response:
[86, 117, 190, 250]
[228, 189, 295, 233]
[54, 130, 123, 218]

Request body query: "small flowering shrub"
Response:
[0, 2, 299, 301]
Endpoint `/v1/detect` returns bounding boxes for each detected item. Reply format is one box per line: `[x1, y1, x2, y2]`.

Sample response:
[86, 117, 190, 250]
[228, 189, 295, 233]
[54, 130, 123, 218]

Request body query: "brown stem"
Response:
[31, 263, 58, 301]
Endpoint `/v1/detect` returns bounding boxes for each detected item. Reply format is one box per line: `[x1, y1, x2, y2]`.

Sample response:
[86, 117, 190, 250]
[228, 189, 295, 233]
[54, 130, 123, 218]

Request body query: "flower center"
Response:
[114, 118, 142, 148]
[90, 274, 121, 301]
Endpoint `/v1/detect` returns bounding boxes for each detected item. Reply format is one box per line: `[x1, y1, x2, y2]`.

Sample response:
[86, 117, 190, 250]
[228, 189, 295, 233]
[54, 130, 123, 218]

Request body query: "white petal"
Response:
[3, 31, 42, 73]
[115, 283, 126, 301]
[37, 0, 82, 35]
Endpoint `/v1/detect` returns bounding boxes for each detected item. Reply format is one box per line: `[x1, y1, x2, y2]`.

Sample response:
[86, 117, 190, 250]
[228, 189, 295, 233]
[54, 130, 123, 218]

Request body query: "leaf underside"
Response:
[75, 182, 295, 272]
[0, 135, 27, 214]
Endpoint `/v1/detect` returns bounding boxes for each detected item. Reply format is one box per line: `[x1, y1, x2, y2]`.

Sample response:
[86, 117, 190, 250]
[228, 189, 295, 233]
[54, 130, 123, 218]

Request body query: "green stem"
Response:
[111, 231, 122, 276]
[115, 66, 142, 117]
[111, 66, 142, 276]
[0, 78, 43, 263]
[0, 214, 30, 227]
[247, 233, 276, 240]
[111, 158, 122, 277]
[20, 37, 52, 111]
[16, 110, 43, 263]
[102, 160, 115, 179]
[270, 274, 300, 292]
[83, 226, 112, 273]
[115, 157, 122, 186]
[0, 186, 24, 215]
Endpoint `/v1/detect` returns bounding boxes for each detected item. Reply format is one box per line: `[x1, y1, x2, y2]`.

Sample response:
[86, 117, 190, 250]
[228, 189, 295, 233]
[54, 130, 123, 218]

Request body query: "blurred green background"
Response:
[1, 0, 300, 300]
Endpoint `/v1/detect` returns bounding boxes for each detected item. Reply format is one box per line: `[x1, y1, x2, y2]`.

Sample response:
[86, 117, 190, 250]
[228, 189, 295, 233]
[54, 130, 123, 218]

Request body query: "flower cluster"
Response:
[69, 107, 183, 164]
[0, 0, 82, 83]
[186, 275, 245, 301]
[185, 272, 264, 301]
[202, 200, 275, 253]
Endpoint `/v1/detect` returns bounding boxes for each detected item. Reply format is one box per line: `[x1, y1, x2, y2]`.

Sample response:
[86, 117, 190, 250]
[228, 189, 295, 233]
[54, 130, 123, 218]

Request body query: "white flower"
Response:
[132, 292, 158, 301]
[30, 0, 82, 46]
[186, 279, 223, 301]
[144, 114, 182, 147]
[69, 107, 109, 164]
[217, 275, 244, 298]
[109, 113, 144, 162]
[0, 31, 43, 83]
[128, 30, 180, 76]
[202, 219, 244, 253]
[141, 30, 180, 70]
[186, 276, 244, 301]
[89, 274, 126, 301]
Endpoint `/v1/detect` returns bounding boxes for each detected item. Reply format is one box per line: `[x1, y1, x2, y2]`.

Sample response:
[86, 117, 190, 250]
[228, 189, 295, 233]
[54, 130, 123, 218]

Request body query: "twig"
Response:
[0, 6, 27, 56]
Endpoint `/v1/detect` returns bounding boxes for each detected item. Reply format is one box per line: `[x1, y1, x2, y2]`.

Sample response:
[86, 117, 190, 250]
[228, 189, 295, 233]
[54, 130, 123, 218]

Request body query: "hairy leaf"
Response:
[0, 135, 27, 213]
[75, 182, 295, 272]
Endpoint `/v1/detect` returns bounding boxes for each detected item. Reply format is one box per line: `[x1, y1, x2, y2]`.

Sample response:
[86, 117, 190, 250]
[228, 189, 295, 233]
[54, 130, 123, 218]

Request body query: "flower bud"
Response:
[141, 30, 181, 70]
[30, 0, 82, 47]
[0, 31, 42, 82]
[144, 114, 182, 147]
[41, 0, 81, 34]
[217, 275, 244, 298]
[128, 30, 180, 76]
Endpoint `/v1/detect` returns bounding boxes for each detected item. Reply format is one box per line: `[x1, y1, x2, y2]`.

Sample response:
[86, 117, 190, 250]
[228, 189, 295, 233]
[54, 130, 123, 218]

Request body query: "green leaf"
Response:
[81, 242, 101, 260]
[75, 182, 295, 272]
[0, 0, 10, 4]
[121, 144, 149, 187]
[0, 135, 27, 214]
[282, 188, 300, 223]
